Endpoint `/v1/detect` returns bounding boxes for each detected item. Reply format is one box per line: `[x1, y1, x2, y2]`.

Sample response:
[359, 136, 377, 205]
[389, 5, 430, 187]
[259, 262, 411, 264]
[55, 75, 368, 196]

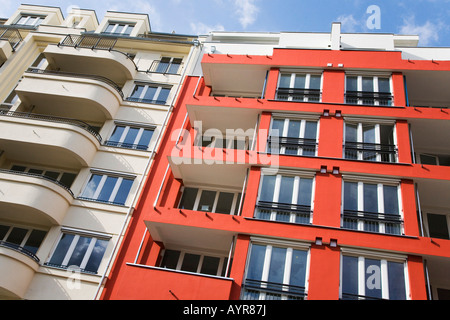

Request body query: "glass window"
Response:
[15, 15, 45, 27]
[345, 75, 392, 106]
[179, 187, 198, 210]
[427, 213, 449, 239]
[154, 57, 182, 74]
[161, 249, 181, 269]
[181, 253, 200, 272]
[106, 124, 154, 150]
[103, 22, 134, 35]
[277, 72, 322, 102]
[128, 83, 171, 105]
[0, 224, 46, 257]
[178, 187, 240, 215]
[198, 190, 216, 212]
[80, 173, 134, 205]
[215, 192, 235, 214]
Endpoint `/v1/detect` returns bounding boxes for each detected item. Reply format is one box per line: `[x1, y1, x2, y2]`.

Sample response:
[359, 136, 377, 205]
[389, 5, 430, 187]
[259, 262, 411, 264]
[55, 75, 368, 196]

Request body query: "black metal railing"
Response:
[104, 140, 148, 150]
[242, 279, 307, 300]
[343, 142, 397, 162]
[0, 168, 74, 196]
[342, 210, 403, 234]
[43, 262, 98, 274]
[77, 196, 126, 206]
[255, 201, 312, 224]
[125, 96, 167, 105]
[0, 26, 23, 50]
[0, 240, 40, 262]
[0, 108, 102, 143]
[267, 136, 317, 156]
[26, 68, 124, 99]
[341, 292, 384, 300]
[345, 91, 393, 106]
[276, 87, 321, 102]
[147, 59, 183, 75]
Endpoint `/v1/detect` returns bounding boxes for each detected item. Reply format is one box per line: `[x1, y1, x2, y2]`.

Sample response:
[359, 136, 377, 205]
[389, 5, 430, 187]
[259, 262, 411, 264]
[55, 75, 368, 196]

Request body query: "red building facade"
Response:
[100, 40, 450, 300]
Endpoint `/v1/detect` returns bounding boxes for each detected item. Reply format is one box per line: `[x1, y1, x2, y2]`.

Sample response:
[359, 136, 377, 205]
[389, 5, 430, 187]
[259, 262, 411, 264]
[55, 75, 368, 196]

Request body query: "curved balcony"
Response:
[44, 34, 137, 86]
[0, 243, 39, 299]
[15, 69, 123, 122]
[0, 169, 73, 226]
[0, 110, 100, 168]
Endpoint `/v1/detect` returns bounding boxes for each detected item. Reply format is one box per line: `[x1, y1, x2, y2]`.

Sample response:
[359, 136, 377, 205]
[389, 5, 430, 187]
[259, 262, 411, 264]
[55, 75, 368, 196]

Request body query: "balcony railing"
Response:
[342, 210, 403, 235]
[343, 142, 397, 163]
[341, 292, 384, 300]
[0, 168, 74, 197]
[255, 201, 312, 224]
[104, 140, 148, 150]
[0, 240, 40, 262]
[267, 136, 317, 156]
[125, 96, 167, 105]
[147, 59, 183, 75]
[275, 87, 321, 102]
[26, 68, 124, 99]
[0, 26, 23, 50]
[242, 279, 307, 300]
[345, 91, 393, 106]
[0, 108, 102, 143]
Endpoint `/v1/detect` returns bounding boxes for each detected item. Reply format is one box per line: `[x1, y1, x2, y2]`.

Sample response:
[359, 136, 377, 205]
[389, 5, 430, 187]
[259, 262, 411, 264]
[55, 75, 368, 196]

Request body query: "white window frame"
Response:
[80, 170, 135, 205]
[243, 238, 311, 300]
[269, 114, 320, 156]
[340, 248, 410, 300]
[256, 169, 315, 224]
[46, 228, 110, 273]
[128, 83, 171, 105]
[341, 175, 404, 235]
[103, 21, 135, 35]
[343, 118, 397, 162]
[178, 186, 241, 215]
[277, 71, 323, 102]
[0, 223, 46, 252]
[107, 122, 155, 150]
[14, 14, 46, 27]
[154, 56, 183, 74]
[345, 74, 393, 106]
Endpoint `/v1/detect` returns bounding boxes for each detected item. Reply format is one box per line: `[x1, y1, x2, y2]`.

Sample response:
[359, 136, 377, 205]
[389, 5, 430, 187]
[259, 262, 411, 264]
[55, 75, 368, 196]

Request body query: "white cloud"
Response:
[234, 0, 259, 29]
[190, 21, 225, 35]
[336, 14, 360, 33]
[399, 17, 442, 46]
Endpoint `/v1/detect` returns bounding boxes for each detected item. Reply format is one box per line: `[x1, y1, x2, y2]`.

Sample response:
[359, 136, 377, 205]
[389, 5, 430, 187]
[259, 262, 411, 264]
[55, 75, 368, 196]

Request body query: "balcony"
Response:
[0, 26, 22, 63]
[254, 201, 312, 225]
[275, 87, 322, 103]
[345, 91, 393, 106]
[0, 243, 39, 299]
[15, 69, 122, 122]
[44, 34, 137, 86]
[343, 142, 397, 163]
[0, 168, 73, 225]
[341, 209, 403, 235]
[0, 109, 101, 167]
[242, 279, 307, 300]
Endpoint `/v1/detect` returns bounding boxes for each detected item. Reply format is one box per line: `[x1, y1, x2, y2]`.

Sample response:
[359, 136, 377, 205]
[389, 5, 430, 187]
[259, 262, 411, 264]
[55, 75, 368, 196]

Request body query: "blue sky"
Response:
[1, 0, 449, 46]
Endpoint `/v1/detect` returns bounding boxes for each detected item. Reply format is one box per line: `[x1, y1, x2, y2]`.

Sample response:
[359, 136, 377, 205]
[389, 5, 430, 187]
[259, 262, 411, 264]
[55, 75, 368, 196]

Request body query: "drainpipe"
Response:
[93, 39, 201, 300]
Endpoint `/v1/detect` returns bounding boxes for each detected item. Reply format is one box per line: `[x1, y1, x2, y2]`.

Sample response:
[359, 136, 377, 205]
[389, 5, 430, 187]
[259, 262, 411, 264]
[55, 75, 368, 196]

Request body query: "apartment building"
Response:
[100, 22, 450, 300]
[0, 4, 199, 299]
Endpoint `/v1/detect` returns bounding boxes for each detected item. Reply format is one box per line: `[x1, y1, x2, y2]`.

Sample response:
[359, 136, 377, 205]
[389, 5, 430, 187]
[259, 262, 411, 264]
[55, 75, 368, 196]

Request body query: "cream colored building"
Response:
[0, 4, 200, 299]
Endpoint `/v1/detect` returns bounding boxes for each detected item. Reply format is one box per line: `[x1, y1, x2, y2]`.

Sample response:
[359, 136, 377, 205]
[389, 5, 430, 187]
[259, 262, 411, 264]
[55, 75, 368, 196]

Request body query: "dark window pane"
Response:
[137, 129, 154, 149]
[428, 213, 449, 239]
[388, 261, 406, 300]
[293, 75, 306, 89]
[11, 165, 26, 172]
[161, 249, 180, 269]
[309, 75, 321, 90]
[346, 76, 358, 92]
[383, 185, 399, 215]
[44, 171, 60, 180]
[81, 174, 102, 199]
[378, 78, 390, 93]
[6, 227, 28, 245]
[259, 175, 276, 202]
[201, 256, 220, 275]
[198, 190, 216, 212]
[289, 249, 308, 287]
[181, 253, 200, 272]
[24, 230, 46, 254]
[109, 126, 125, 143]
[179, 187, 198, 210]
[49, 233, 75, 266]
[344, 182, 358, 211]
[342, 255, 358, 297]
[278, 176, 294, 204]
[113, 178, 133, 205]
[123, 127, 140, 146]
[0, 225, 9, 240]
[60, 173, 76, 188]
[298, 178, 313, 207]
[97, 176, 118, 202]
[365, 258, 382, 299]
[67, 236, 91, 268]
[84, 239, 108, 273]
[364, 183, 378, 213]
[247, 244, 266, 281]
[278, 74, 291, 88]
[268, 247, 286, 285]
[215, 192, 234, 214]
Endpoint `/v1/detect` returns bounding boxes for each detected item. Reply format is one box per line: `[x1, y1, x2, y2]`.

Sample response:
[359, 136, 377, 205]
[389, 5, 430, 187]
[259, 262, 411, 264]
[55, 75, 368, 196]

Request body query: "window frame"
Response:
[127, 82, 172, 105]
[14, 14, 46, 27]
[255, 169, 315, 224]
[103, 21, 135, 35]
[0, 223, 47, 258]
[345, 74, 393, 106]
[341, 175, 404, 235]
[425, 212, 450, 240]
[45, 228, 110, 274]
[276, 71, 323, 102]
[9, 164, 77, 189]
[152, 56, 183, 74]
[79, 170, 135, 206]
[178, 186, 242, 215]
[105, 122, 156, 150]
[339, 248, 410, 300]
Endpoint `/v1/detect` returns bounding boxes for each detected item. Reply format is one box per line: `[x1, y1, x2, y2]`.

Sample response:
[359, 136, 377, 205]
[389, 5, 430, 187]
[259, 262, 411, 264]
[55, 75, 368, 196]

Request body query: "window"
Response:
[127, 83, 171, 105]
[80, 172, 134, 205]
[344, 121, 397, 162]
[178, 187, 241, 215]
[46, 230, 109, 274]
[196, 133, 250, 150]
[14, 14, 45, 27]
[255, 172, 314, 224]
[10, 165, 76, 189]
[341, 251, 408, 300]
[105, 123, 154, 150]
[151, 57, 182, 74]
[103, 22, 134, 35]
[345, 75, 392, 106]
[0, 224, 46, 259]
[242, 241, 309, 300]
[160, 248, 229, 277]
[342, 179, 403, 235]
[418, 154, 450, 167]
[267, 116, 318, 156]
[427, 213, 449, 239]
[276, 72, 322, 102]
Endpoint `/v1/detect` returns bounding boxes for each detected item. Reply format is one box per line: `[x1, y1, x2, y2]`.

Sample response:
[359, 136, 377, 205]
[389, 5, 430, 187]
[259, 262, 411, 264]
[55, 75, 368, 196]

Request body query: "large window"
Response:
[10, 165, 76, 189]
[242, 241, 309, 300]
[267, 116, 318, 156]
[105, 123, 154, 150]
[0, 224, 46, 260]
[127, 83, 171, 105]
[343, 121, 397, 162]
[103, 22, 134, 35]
[341, 251, 408, 300]
[14, 14, 45, 27]
[149, 57, 183, 74]
[342, 178, 403, 235]
[46, 230, 109, 274]
[255, 172, 314, 224]
[79, 171, 134, 205]
[276, 72, 322, 102]
[160, 248, 229, 277]
[345, 75, 392, 106]
[178, 187, 242, 215]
